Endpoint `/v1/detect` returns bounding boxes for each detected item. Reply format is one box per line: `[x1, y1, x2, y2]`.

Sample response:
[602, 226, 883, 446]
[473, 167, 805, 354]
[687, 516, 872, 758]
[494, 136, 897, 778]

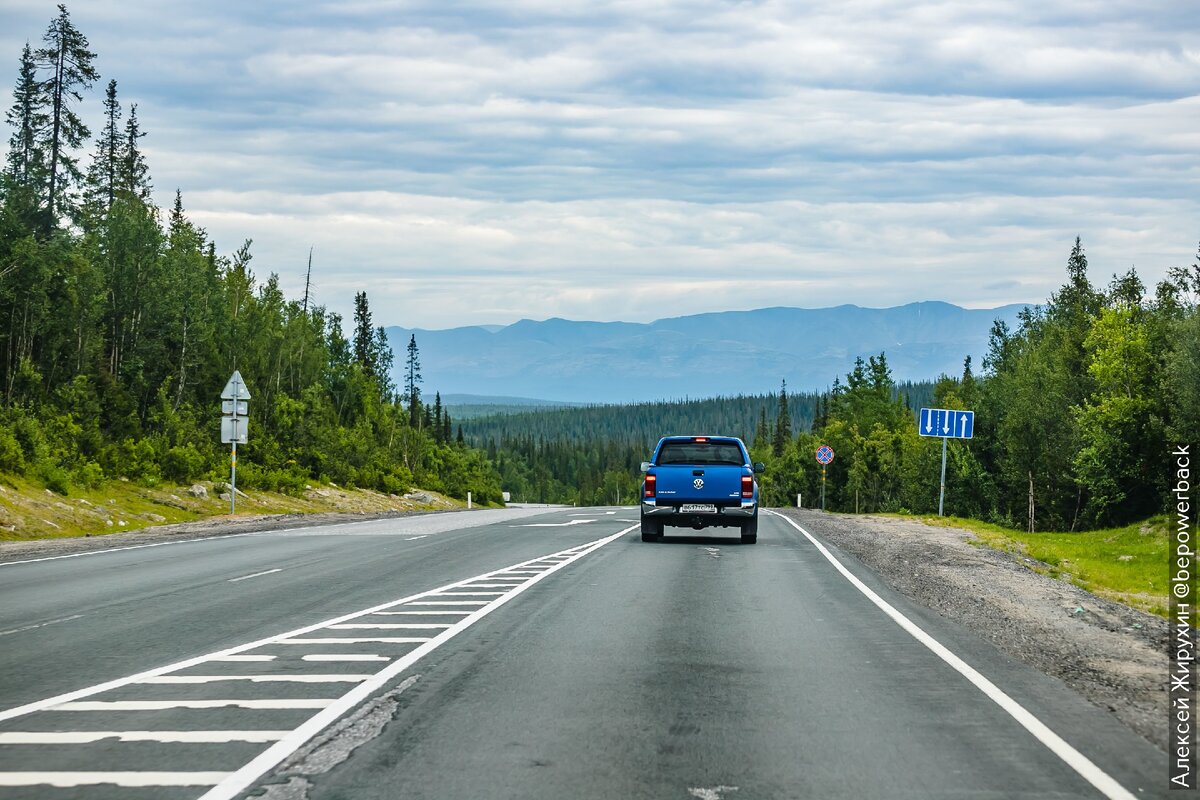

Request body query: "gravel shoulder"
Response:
[779, 508, 1168, 752]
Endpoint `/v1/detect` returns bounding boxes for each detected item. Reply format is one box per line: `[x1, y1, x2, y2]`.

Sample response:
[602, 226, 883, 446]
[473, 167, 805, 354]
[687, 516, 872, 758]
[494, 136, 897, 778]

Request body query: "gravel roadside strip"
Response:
[779, 508, 1168, 752]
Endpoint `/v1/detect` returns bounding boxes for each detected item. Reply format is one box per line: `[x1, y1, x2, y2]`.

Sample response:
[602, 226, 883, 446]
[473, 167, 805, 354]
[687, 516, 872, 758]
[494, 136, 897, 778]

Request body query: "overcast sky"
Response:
[2, 1, 1197, 329]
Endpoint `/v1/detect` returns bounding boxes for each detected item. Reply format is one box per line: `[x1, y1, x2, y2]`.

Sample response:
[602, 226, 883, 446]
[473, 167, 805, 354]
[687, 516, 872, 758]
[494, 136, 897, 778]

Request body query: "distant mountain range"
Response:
[385, 301, 1029, 405]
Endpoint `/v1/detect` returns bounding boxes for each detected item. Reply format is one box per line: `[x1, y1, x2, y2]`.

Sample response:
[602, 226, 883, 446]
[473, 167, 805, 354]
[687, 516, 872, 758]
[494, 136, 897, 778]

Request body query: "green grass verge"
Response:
[891, 513, 1169, 618]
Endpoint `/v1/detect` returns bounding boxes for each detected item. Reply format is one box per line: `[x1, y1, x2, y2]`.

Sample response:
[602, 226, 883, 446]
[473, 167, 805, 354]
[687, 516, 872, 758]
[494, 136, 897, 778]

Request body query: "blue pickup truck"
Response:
[640, 435, 764, 544]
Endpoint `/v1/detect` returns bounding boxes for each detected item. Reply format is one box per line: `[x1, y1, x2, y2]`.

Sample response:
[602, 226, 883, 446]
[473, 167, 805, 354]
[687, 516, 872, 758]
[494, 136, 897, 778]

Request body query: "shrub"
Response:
[162, 444, 205, 484]
[74, 462, 105, 489]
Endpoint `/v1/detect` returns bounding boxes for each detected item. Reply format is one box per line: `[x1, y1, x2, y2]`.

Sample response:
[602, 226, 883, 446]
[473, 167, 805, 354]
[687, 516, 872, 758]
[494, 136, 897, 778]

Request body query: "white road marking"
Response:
[374, 610, 472, 616]
[767, 511, 1138, 800]
[0, 532, 268, 567]
[429, 591, 505, 597]
[52, 700, 332, 711]
[405, 536, 430, 540]
[199, 525, 635, 800]
[688, 786, 739, 800]
[407, 600, 489, 606]
[277, 637, 433, 645]
[140, 675, 370, 684]
[302, 655, 389, 662]
[0, 731, 289, 744]
[0, 771, 229, 787]
[460, 582, 523, 588]
[228, 568, 283, 583]
[0, 613, 86, 637]
[328, 623, 452, 630]
[510, 519, 597, 527]
[211, 655, 276, 662]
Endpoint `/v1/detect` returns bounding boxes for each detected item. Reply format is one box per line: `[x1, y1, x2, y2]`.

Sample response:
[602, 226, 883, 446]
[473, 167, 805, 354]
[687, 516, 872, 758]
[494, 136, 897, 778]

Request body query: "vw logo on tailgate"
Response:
[693, 478, 704, 490]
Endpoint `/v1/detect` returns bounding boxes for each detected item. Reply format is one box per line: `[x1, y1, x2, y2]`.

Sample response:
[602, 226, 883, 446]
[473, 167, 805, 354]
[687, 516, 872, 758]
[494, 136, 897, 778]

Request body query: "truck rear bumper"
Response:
[642, 500, 757, 528]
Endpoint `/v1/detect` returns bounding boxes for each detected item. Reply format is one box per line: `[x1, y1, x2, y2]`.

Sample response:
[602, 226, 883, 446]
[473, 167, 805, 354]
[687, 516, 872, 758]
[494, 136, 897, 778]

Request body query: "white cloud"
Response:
[0, 0, 1196, 330]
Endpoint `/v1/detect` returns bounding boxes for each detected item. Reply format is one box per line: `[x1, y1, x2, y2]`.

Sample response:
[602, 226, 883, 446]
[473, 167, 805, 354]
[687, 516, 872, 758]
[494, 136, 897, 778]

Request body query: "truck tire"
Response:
[740, 513, 758, 544]
[641, 516, 663, 542]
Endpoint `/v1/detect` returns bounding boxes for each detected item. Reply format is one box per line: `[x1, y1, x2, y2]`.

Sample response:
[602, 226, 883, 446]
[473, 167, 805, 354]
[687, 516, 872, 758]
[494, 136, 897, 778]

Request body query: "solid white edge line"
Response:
[197, 524, 635, 800]
[0, 506, 553, 568]
[764, 510, 1137, 800]
[0, 525, 631, 724]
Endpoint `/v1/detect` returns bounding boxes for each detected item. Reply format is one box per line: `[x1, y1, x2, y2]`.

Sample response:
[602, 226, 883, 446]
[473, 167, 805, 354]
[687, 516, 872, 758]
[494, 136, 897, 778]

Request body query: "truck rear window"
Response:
[656, 441, 745, 466]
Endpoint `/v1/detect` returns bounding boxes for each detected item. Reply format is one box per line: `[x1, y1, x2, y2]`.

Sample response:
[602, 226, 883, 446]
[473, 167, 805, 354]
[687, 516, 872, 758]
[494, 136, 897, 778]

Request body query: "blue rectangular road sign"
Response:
[919, 408, 974, 439]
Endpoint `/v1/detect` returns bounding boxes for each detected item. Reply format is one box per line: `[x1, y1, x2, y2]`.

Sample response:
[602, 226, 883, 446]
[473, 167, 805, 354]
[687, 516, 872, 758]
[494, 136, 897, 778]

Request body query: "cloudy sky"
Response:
[2, 1, 1198, 329]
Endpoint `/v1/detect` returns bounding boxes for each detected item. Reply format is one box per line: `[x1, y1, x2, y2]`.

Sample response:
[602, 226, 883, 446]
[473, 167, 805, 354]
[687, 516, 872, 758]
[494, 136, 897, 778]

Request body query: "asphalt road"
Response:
[0, 507, 1173, 799]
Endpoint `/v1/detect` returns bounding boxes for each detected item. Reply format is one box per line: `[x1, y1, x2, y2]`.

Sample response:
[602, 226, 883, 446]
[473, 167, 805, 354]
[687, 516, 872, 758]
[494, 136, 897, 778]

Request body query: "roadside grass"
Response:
[0, 473, 468, 541]
[887, 513, 1169, 618]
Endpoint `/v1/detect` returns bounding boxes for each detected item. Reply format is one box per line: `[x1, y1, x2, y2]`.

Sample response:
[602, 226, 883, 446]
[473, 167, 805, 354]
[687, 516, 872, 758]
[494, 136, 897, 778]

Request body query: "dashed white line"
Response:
[0, 613, 85, 637]
[228, 568, 283, 583]
[405, 535, 430, 540]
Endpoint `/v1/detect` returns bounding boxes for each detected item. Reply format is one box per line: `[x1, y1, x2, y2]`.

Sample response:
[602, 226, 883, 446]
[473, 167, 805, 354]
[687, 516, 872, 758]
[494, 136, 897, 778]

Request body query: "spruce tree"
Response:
[352, 291, 374, 375]
[35, 4, 99, 228]
[4, 44, 47, 191]
[118, 103, 150, 201]
[772, 379, 791, 456]
[84, 78, 119, 216]
[405, 334, 422, 426]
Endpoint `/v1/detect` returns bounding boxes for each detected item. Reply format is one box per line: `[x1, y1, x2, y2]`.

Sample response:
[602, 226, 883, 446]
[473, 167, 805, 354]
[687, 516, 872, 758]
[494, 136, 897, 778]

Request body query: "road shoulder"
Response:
[777, 508, 1168, 752]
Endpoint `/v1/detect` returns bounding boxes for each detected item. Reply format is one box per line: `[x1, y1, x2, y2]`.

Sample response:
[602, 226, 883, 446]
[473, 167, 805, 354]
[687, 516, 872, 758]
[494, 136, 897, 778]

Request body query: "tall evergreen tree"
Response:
[117, 103, 149, 201]
[352, 291, 374, 376]
[405, 334, 422, 426]
[772, 379, 791, 456]
[84, 78, 119, 216]
[34, 4, 98, 228]
[4, 44, 46, 192]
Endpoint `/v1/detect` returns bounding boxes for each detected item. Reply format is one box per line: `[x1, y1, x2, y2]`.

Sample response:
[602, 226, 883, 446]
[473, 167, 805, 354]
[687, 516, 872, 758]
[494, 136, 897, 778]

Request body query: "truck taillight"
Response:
[645, 474, 656, 498]
[741, 475, 753, 498]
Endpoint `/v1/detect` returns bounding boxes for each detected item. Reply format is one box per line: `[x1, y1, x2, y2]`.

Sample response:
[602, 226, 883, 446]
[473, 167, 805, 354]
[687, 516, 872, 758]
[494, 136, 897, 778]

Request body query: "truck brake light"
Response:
[741, 475, 753, 498]
[645, 474, 656, 498]
[693, 437, 707, 443]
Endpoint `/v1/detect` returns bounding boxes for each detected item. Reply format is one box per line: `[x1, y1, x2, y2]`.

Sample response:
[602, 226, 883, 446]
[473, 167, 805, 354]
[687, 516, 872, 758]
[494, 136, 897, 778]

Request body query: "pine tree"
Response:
[84, 78, 119, 216]
[772, 379, 790, 456]
[432, 392, 444, 442]
[405, 334, 422, 426]
[754, 405, 769, 447]
[4, 44, 47, 192]
[117, 103, 150, 201]
[35, 4, 99, 228]
[352, 291, 374, 376]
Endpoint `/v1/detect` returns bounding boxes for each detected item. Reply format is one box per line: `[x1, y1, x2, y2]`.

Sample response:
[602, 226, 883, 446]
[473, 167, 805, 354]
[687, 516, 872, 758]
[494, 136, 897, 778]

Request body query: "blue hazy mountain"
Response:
[386, 301, 1029, 404]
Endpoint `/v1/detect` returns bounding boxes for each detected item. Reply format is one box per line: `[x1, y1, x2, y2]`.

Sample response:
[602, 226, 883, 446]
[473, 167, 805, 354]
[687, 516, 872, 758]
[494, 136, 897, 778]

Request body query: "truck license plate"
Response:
[681, 504, 717, 513]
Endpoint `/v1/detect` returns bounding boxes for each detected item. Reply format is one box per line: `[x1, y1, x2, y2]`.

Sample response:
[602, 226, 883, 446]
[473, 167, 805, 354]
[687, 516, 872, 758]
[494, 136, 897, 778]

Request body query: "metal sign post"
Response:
[220, 371, 251, 514]
[919, 408, 974, 516]
[815, 445, 835, 511]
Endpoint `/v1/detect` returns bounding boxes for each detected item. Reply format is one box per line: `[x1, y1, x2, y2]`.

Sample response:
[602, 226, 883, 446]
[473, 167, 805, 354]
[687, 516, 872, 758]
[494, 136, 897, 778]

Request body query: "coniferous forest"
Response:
[0, 6, 502, 505]
[2, 7, 1197, 533]
[470, 240, 1199, 530]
